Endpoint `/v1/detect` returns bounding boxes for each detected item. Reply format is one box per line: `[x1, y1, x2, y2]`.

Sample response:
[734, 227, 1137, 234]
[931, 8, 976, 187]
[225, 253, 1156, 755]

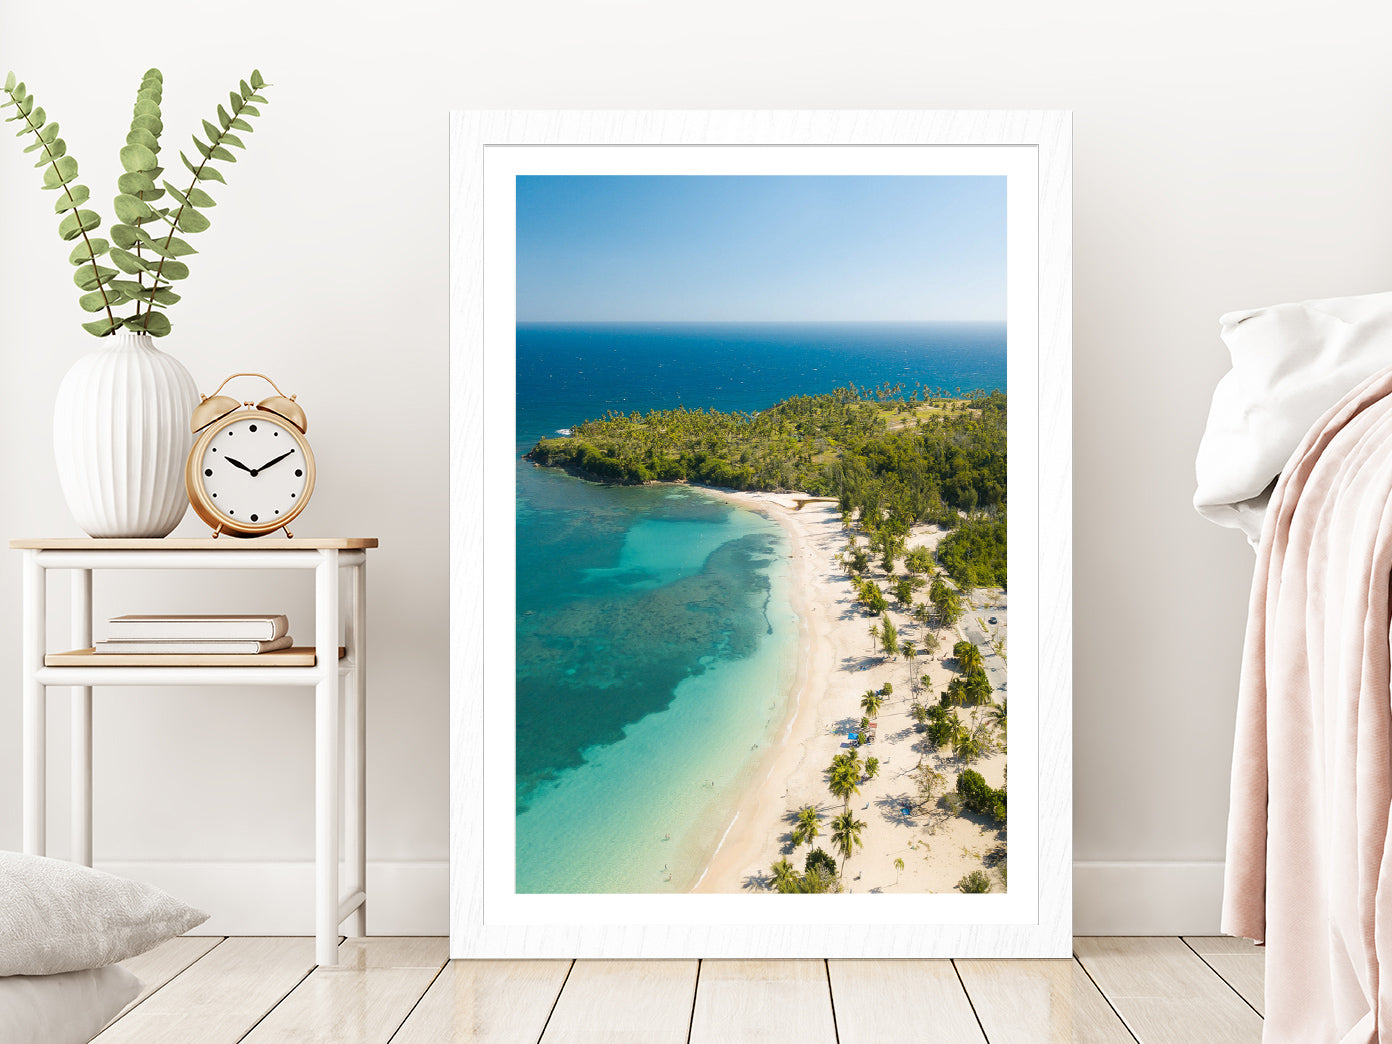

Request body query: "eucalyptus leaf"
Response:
[161, 180, 189, 207]
[176, 208, 210, 233]
[41, 154, 78, 189]
[209, 146, 235, 163]
[143, 68, 162, 81]
[187, 186, 215, 207]
[28, 106, 45, 128]
[22, 140, 43, 154]
[141, 310, 171, 336]
[131, 113, 162, 135]
[202, 119, 221, 142]
[39, 122, 58, 143]
[196, 165, 225, 184]
[109, 247, 152, 274]
[251, 70, 265, 88]
[220, 132, 244, 150]
[54, 184, 89, 212]
[3, 72, 15, 92]
[117, 171, 156, 195]
[110, 223, 148, 249]
[72, 263, 116, 289]
[239, 80, 252, 100]
[146, 234, 197, 258]
[192, 137, 212, 161]
[133, 99, 160, 118]
[112, 193, 151, 223]
[119, 143, 157, 173]
[69, 237, 109, 264]
[125, 128, 158, 151]
[82, 317, 120, 337]
[33, 138, 65, 165]
[246, 95, 267, 104]
[78, 289, 111, 312]
[217, 104, 232, 129]
[240, 104, 260, 117]
[146, 287, 180, 306]
[229, 118, 252, 132]
[157, 259, 190, 280]
[108, 279, 146, 296]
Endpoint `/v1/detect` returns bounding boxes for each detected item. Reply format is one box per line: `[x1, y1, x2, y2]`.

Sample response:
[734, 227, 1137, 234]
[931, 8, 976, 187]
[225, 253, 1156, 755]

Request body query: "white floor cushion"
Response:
[0, 851, 207, 976]
[0, 964, 142, 1044]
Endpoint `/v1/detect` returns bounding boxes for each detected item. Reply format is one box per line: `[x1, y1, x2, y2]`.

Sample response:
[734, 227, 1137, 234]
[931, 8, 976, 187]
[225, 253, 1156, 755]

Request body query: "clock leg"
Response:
[283, 527, 294, 539]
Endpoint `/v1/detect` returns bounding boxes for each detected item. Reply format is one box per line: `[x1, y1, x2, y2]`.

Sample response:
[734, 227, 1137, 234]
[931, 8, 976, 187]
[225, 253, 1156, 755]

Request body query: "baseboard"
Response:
[97, 859, 1218, 939]
[95, 860, 449, 936]
[1074, 860, 1226, 935]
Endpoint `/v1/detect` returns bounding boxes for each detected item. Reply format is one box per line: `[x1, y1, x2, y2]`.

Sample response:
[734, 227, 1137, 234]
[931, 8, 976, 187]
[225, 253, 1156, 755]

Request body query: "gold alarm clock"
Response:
[185, 373, 316, 538]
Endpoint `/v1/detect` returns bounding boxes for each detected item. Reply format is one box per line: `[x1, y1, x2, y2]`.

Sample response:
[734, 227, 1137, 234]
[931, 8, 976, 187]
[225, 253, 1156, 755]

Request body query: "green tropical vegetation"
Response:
[791, 805, 822, 849]
[958, 870, 993, 893]
[831, 810, 867, 875]
[3, 68, 271, 337]
[957, 769, 1007, 824]
[527, 387, 1006, 592]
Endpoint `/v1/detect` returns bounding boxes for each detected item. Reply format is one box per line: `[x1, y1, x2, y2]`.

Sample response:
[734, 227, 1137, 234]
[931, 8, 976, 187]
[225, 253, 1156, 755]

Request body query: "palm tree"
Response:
[831, 810, 867, 877]
[893, 857, 905, 885]
[867, 622, 880, 655]
[989, 699, 1007, 735]
[770, 858, 799, 893]
[828, 763, 861, 812]
[860, 689, 883, 719]
[954, 639, 983, 675]
[791, 805, 821, 849]
[864, 756, 880, 781]
[901, 641, 917, 692]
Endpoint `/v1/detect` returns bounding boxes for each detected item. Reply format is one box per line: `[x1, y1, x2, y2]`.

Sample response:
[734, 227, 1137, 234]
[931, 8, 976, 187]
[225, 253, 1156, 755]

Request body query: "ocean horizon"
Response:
[514, 321, 1006, 893]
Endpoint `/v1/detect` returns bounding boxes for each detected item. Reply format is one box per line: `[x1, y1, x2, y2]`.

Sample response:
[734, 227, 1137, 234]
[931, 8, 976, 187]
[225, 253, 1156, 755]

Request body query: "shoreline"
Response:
[686, 485, 1008, 895]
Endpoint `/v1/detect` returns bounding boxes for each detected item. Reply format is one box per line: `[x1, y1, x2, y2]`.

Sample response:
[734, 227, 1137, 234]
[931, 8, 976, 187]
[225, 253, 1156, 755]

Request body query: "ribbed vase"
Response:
[53, 332, 199, 538]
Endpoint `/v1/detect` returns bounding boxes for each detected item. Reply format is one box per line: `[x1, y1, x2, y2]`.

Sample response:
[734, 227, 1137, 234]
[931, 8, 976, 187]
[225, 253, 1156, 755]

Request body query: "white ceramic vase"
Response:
[52, 331, 200, 538]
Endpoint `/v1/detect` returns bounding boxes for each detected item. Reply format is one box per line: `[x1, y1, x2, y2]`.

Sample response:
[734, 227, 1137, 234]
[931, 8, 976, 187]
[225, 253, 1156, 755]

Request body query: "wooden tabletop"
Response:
[10, 538, 378, 550]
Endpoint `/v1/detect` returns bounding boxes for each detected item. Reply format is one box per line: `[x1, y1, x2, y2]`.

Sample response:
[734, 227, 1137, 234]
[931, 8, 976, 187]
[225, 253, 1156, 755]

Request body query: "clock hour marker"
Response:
[250, 424, 257, 432]
[212, 493, 217, 498]
[205, 468, 212, 476]
[251, 514, 258, 522]
[295, 469, 303, 477]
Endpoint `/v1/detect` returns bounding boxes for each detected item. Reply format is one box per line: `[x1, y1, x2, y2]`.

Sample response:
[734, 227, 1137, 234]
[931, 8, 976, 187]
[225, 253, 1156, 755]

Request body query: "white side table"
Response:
[11, 537, 377, 967]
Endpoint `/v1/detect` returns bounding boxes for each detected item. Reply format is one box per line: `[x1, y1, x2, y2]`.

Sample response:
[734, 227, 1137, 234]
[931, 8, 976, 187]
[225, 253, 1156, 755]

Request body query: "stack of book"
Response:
[96, 614, 293, 654]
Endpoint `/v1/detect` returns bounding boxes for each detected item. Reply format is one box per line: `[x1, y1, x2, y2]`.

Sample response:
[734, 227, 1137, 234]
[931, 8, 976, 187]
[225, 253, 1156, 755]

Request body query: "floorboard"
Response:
[1182, 937, 1265, 1016]
[540, 959, 698, 1043]
[690, 960, 837, 1044]
[829, 959, 987, 1043]
[110, 936, 225, 1020]
[90, 937, 318, 1044]
[1074, 937, 1263, 1044]
[240, 938, 447, 1043]
[954, 957, 1136, 1043]
[390, 959, 572, 1044]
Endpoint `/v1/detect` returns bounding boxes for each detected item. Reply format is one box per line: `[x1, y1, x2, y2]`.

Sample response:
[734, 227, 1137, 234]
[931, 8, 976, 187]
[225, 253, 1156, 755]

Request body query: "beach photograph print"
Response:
[510, 171, 1012, 899]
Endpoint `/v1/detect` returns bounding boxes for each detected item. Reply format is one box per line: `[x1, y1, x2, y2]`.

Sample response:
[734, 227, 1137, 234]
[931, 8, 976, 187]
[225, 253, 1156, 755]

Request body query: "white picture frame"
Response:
[450, 110, 1071, 958]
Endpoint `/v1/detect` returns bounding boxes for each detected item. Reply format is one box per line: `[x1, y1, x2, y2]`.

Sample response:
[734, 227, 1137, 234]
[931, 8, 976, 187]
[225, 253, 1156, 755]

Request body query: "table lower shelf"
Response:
[46, 646, 347, 667]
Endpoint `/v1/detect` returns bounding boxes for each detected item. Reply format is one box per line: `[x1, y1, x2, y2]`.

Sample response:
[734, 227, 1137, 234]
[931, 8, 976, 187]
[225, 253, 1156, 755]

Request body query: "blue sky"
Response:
[515, 175, 1005, 322]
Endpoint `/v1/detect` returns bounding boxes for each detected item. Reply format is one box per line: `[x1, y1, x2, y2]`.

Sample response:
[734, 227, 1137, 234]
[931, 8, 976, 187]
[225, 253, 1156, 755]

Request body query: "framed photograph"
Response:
[450, 110, 1071, 957]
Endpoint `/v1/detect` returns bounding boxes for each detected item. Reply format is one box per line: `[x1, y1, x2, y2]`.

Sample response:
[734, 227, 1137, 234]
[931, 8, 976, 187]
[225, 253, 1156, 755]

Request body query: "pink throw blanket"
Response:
[1225, 365, 1392, 1042]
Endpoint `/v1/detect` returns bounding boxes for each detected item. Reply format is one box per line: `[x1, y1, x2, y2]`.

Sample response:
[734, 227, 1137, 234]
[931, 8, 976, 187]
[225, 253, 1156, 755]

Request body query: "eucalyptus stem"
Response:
[7, 87, 115, 328]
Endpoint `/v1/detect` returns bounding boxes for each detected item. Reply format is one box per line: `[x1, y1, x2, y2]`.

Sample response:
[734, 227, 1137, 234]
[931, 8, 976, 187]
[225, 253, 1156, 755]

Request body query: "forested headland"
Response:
[527, 385, 1007, 588]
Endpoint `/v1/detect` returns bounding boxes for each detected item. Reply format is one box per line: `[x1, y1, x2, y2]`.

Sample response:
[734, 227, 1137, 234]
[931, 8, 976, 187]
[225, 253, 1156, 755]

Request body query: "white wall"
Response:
[4, 0, 1390, 934]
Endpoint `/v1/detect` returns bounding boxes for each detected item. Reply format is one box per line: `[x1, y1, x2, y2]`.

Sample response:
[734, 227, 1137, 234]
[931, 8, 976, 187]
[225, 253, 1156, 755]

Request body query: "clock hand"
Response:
[224, 456, 254, 473]
[256, 450, 296, 472]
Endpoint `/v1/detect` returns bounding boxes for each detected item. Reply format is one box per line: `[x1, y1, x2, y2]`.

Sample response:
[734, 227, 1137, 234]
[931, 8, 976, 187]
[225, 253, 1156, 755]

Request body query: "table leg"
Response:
[22, 552, 45, 856]
[343, 558, 367, 938]
[71, 570, 93, 866]
[315, 549, 341, 966]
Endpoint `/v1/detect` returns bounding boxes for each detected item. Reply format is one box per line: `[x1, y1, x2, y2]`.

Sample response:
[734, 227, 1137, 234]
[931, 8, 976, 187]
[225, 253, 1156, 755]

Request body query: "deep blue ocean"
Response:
[514, 321, 1006, 893]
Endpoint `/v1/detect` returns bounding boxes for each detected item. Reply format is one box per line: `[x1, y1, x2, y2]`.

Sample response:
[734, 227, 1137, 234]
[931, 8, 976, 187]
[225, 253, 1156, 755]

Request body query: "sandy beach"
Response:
[692, 489, 1007, 895]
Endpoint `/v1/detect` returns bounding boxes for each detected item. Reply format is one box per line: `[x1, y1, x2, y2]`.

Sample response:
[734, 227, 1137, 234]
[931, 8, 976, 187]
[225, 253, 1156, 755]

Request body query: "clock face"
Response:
[195, 415, 311, 528]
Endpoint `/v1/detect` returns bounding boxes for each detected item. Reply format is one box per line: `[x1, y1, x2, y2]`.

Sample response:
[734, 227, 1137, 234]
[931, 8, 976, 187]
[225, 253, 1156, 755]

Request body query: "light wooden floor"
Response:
[93, 936, 1265, 1043]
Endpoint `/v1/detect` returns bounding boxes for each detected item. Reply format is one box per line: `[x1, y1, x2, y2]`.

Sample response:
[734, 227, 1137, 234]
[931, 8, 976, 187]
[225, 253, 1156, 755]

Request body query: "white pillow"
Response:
[0, 964, 142, 1044]
[1194, 290, 1392, 544]
[0, 851, 208, 976]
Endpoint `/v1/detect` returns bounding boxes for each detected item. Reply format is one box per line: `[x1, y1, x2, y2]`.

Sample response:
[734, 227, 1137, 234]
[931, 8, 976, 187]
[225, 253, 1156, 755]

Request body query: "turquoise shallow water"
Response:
[515, 483, 798, 893]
